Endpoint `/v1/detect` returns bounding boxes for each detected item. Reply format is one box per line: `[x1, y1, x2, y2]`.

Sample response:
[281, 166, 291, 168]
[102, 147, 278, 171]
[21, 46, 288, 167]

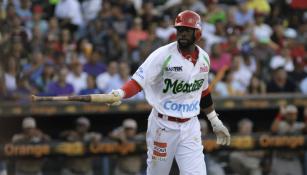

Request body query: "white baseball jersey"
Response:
[132, 42, 210, 118]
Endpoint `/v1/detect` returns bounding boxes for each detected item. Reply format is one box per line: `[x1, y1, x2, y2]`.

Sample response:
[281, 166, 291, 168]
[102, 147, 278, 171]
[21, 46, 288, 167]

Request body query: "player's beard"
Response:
[178, 38, 195, 50]
[177, 31, 196, 50]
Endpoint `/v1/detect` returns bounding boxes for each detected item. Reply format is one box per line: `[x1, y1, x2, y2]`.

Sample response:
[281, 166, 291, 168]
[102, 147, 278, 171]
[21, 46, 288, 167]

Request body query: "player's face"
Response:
[176, 26, 195, 47]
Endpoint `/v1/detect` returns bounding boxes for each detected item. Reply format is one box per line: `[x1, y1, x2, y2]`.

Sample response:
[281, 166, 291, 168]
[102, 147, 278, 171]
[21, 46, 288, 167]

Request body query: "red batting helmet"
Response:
[174, 10, 202, 41]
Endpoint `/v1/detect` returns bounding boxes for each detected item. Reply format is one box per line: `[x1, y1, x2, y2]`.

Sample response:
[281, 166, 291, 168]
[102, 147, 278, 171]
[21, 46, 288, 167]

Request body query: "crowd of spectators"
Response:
[0, 0, 306, 103]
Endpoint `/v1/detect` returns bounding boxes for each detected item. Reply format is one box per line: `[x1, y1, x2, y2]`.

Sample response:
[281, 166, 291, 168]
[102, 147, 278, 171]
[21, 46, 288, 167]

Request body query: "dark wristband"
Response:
[200, 93, 213, 109]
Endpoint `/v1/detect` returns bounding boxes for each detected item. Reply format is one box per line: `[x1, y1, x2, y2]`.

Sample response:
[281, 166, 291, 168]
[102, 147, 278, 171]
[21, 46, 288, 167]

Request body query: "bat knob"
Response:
[31, 95, 37, 102]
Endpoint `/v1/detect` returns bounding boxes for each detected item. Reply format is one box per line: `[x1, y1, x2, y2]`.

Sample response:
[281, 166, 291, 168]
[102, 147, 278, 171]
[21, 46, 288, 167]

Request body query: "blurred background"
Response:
[0, 0, 306, 175]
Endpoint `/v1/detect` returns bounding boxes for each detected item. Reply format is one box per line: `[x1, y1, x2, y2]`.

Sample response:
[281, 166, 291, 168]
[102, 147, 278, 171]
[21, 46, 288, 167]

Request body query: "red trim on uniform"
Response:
[178, 47, 199, 65]
[121, 79, 142, 98]
[201, 88, 211, 97]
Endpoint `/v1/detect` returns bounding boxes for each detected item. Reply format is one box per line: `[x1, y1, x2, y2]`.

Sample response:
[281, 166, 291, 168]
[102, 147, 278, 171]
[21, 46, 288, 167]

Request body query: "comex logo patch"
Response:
[163, 100, 199, 112]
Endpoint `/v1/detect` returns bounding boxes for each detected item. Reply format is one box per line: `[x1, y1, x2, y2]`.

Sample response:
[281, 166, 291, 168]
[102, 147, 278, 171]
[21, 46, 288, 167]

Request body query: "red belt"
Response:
[157, 113, 191, 123]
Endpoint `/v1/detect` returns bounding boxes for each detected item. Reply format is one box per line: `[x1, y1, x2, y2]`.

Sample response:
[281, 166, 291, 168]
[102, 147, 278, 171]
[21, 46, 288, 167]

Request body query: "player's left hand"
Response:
[209, 117, 231, 145]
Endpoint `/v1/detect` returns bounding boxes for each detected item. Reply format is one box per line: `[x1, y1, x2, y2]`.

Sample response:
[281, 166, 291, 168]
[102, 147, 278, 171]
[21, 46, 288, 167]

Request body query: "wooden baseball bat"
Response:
[31, 94, 121, 103]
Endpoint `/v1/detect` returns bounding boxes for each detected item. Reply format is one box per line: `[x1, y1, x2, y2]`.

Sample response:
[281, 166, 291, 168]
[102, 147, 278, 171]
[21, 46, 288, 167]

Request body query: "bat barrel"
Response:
[32, 95, 70, 102]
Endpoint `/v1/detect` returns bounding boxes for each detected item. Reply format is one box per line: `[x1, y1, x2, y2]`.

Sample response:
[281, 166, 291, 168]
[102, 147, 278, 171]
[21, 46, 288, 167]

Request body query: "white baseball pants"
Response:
[146, 109, 207, 175]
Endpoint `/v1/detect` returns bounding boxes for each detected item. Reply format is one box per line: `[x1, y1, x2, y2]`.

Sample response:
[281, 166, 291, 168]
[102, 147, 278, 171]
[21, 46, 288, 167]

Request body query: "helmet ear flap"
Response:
[195, 29, 201, 41]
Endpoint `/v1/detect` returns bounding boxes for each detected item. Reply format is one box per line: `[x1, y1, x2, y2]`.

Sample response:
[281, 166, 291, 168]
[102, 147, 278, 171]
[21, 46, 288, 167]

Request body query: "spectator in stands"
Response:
[296, 22, 307, 47]
[232, 55, 253, 94]
[246, 0, 271, 15]
[214, 68, 244, 96]
[155, 16, 176, 42]
[109, 118, 144, 175]
[25, 5, 48, 35]
[85, 19, 106, 52]
[241, 53, 257, 75]
[60, 117, 101, 175]
[229, 118, 264, 175]
[59, 29, 75, 55]
[127, 17, 148, 63]
[234, 1, 254, 27]
[76, 38, 92, 65]
[283, 28, 305, 61]
[15, 0, 32, 26]
[210, 43, 232, 74]
[7, 34, 29, 63]
[83, 49, 106, 77]
[12, 117, 50, 175]
[139, 23, 165, 61]
[271, 23, 286, 48]
[55, 0, 83, 31]
[81, 0, 102, 25]
[12, 75, 36, 103]
[289, 57, 307, 86]
[30, 24, 44, 52]
[96, 61, 119, 93]
[214, 20, 227, 40]
[4, 57, 18, 92]
[300, 76, 307, 94]
[79, 75, 102, 95]
[33, 63, 55, 93]
[270, 47, 294, 72]
[0, 67, 7, 100]
[247, 74, 266, 95]
[46, 16, 60, 43]
[108, 5, 132, 38]
[206, 0, 226, 24]
[252, 13, 276, 64]
[126, 17, 148, 52]
[105, 61, 130, 93]
[118, 0, 137, 17]
[140, 2, 159, 30]
[46, 67, 74, 96]
[181, 0, 207, 14]
[266, 67, 297, 93]
[270, 104, 305, 175]
[66, 61, 88, 94]
[22, 51, 45, 84]
[219, 27, 241, 56]
[105, 31, 128, 62]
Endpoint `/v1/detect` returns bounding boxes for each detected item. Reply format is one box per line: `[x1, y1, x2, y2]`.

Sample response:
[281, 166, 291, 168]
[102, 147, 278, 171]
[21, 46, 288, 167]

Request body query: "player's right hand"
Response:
[209, 117, 231, 146]
[107, 89, 125, 106]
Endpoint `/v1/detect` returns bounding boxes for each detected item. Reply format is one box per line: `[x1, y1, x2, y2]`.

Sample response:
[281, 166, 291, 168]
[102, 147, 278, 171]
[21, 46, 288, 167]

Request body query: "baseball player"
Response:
[110, 10, 231, 175]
